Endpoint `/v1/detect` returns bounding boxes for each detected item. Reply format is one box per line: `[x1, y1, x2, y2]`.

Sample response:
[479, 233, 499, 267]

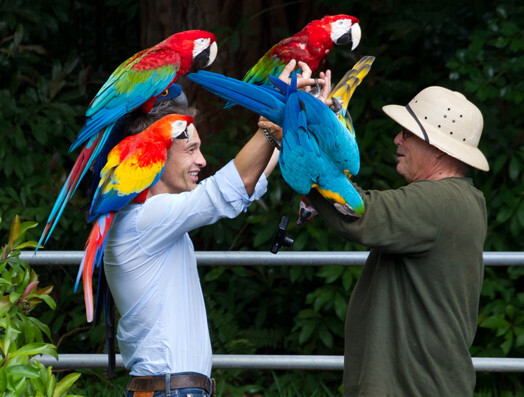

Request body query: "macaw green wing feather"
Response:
[86, 49, 181, 118]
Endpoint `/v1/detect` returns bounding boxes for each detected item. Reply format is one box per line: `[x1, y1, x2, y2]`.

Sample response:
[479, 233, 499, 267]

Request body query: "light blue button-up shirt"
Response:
[104, 160, 268, 376]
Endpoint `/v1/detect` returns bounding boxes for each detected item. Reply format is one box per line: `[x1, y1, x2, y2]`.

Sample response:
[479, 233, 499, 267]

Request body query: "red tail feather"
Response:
[81, 212, 116, 322]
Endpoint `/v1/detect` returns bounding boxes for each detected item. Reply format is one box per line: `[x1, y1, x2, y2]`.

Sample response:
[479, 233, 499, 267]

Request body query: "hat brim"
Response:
[383, 104, 489, 171]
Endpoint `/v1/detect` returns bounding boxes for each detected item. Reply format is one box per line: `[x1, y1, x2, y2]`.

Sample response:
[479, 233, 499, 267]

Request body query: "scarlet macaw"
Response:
[38, 30, 217, 249]
[242, 14, 361, 87]
[77, 113, 195, 322]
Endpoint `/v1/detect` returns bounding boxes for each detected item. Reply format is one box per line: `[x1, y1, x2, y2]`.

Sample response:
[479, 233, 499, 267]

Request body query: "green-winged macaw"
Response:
[77, 113, 195, 322]
[37, 30, 217, 250]
[243, 14, 360, 86]
[225, 14, 360, 108]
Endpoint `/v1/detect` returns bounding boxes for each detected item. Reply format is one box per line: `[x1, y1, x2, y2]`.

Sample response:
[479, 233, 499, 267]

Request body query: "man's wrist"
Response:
[262, 128, 281, 150]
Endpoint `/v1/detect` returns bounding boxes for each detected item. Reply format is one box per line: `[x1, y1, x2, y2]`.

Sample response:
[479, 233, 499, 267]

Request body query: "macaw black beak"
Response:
[336, 31, 352, 46]
[336, 23, 361, 51]
[194, 42, 218, 68]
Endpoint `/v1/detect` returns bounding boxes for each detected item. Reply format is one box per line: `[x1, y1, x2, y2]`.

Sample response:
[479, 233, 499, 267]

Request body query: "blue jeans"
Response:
[126, 388, 209, 397]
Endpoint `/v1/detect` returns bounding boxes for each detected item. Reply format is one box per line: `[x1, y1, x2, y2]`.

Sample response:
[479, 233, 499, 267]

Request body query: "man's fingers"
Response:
[278, 59, 297, 82]
[297, 61, 312, 78]
[320, 69, 332, 99]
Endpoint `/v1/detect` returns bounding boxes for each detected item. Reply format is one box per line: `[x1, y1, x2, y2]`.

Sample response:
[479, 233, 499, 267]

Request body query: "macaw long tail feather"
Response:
[187, 70, 285, 125]
[36, 124, 116, 251]
[76, 212, 116, 323]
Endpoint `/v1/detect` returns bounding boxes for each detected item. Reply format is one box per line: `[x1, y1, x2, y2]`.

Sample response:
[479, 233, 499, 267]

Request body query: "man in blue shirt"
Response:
[103, 87, 280, 396]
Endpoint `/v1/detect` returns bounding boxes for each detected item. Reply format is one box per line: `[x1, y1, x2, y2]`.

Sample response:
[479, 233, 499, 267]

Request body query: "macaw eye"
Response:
[160, 89, 169, 97]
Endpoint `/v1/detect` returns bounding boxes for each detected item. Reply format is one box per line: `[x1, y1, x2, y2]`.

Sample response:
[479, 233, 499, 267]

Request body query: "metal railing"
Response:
[20, 250, 524, 267]
[22, 250, 524, 372]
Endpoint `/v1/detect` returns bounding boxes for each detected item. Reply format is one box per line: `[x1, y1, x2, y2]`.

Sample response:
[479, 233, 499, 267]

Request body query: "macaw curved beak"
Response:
[336, 23, 361, 51]
[194, 41, 218, 68]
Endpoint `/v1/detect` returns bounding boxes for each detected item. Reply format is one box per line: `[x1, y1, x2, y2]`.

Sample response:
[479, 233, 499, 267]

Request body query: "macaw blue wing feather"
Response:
[189, 69, 365, 216]
[187, 71, 285, 125]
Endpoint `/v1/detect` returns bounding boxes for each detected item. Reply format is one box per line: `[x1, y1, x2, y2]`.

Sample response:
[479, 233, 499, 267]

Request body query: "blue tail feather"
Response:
[37, 123, 116, 249]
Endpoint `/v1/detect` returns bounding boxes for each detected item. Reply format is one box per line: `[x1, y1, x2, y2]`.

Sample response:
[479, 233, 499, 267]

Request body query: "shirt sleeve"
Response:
[308, 180, 446, 254]
[134, 160, 267, 253]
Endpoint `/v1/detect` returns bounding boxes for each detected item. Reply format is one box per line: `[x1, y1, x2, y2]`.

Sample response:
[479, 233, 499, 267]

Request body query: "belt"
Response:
[128, 373, 216, 395]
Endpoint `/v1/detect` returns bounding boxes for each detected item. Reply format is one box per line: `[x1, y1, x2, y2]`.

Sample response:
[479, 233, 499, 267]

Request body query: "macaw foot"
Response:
[330, 96, 342, 113]
[333, 203, 361, 220]
[309, 78, 322, 98]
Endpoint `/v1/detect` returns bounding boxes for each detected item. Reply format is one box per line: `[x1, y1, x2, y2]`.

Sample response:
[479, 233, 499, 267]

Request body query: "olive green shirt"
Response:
[309, 177, 487, 397]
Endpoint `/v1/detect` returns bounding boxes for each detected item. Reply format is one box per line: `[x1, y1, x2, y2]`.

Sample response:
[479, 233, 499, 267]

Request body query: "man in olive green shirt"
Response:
[309, 86, 489, 396]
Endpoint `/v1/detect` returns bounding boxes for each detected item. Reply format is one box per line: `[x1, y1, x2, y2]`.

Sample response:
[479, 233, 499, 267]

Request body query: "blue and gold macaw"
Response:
[188, 59, 372, 216]
[329, 55, 375, 134]
[296, 55, 374, 223]
[272, 75, 364, 216]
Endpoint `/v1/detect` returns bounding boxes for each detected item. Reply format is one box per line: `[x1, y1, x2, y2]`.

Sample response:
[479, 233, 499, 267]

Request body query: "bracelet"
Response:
[262, 128, 281, 150]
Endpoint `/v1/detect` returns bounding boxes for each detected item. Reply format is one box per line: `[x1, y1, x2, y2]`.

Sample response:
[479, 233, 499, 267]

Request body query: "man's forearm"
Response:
[234, 128, 275, 195]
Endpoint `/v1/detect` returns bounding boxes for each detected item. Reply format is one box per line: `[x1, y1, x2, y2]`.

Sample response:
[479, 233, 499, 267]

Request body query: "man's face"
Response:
[157, 127, 206, 194]
[394, 128, 440, 183]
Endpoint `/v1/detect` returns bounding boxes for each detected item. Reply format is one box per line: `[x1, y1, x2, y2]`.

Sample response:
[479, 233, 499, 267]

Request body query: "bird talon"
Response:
[310, 78, 321, 98]
[330, 97, 342, 113]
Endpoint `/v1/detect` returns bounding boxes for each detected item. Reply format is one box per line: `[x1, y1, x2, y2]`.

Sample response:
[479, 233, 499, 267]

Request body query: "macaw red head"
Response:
[162, 30, 218, 73]
[151, 113, 195, 143]
[311, 15, 361, 51]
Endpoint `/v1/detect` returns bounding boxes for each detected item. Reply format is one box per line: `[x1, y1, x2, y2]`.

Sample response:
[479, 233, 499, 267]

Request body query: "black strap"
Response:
[95, 262, 116, 378]
[405, 104, 430, 143]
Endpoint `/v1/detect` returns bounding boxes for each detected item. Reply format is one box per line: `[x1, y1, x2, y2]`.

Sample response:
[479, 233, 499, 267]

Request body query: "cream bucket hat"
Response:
[382, 86, 489, 171]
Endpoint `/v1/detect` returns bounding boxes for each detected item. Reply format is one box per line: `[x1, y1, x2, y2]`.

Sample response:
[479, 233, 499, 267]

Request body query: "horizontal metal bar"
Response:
[33, 354, 524, 372]
[20, 251, 524, 266]
[25, 251, 524, 374]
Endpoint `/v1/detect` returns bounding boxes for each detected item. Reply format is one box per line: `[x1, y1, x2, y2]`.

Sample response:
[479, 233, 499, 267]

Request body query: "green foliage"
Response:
[0, 216, 81, 396]
[444, 3, 524, 393]
[1, 0, 524, 395]
[0, 0, 90, 250]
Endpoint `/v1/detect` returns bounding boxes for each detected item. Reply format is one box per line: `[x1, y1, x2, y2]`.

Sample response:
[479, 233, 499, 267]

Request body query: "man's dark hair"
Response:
[125, 99, 198, 137]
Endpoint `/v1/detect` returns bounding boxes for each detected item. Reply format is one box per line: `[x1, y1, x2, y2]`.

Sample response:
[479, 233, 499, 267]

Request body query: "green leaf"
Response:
[29, 293, 56, 310]
[298, 320, 317, 345]
[296, 309, 320, 319]
[318, 325, 333, 349]
[334, 293, 347, 321]
[10, 342, 56, 358]
[204, 266, 226, 282]
[479, 315, 510, 329]
[14, 241, 39, 250]
[28, 317, 52, 341]
[46, 366, 56, 397]
[52, 372, 81, 397]
[6, 364, 40, 379]
[316, 266, 344, 283]
[8, 215, 21, 248]
[508, 155, 520, 181]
